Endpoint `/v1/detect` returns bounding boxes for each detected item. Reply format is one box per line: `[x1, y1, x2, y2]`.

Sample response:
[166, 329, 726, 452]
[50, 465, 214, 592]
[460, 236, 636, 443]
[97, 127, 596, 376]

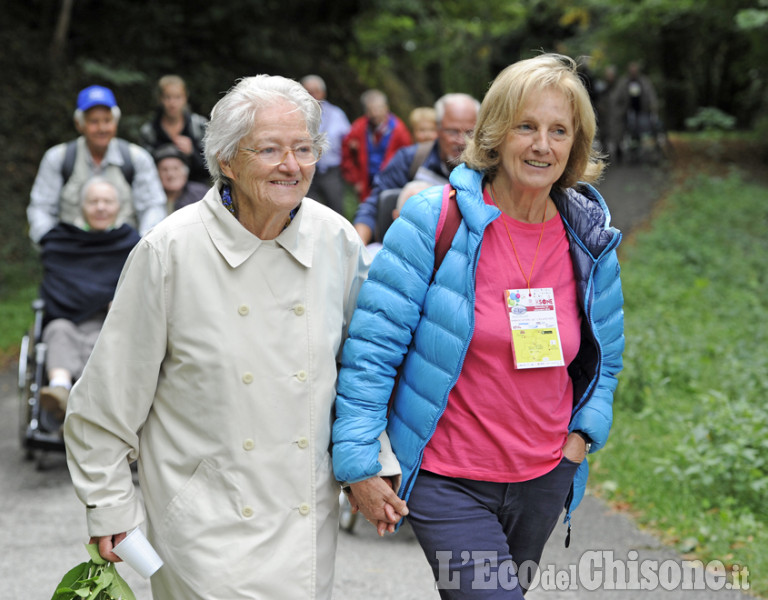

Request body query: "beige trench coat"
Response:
[64, 188, 370, 599]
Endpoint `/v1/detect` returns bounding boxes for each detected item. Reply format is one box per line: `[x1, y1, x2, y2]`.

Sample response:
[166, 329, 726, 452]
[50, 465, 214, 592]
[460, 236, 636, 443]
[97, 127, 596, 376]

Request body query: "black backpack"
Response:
[61, 138, 135, 185]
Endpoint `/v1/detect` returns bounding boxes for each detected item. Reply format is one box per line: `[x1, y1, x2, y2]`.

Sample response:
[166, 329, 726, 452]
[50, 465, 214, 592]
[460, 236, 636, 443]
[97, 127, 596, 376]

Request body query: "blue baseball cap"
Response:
[77, 85, 118, 111]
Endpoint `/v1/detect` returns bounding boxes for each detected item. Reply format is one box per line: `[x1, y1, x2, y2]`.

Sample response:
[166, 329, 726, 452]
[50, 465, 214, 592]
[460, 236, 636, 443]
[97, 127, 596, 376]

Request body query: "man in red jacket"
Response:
[342, 89, 412, 202]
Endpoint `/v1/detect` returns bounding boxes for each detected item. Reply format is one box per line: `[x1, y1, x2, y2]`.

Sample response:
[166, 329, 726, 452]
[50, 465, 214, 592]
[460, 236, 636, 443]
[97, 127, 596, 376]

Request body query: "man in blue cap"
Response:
[27, 85, 166, 243]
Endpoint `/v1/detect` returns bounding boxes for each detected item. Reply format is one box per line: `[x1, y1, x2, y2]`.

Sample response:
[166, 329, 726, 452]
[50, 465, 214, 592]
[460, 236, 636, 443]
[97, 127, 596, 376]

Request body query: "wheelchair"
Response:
[621, 111, 670, 166]
[18, 298, 66, 464]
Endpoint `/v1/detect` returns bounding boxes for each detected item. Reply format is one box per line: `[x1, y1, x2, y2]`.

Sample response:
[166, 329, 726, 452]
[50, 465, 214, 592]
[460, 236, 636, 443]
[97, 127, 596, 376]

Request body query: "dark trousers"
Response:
[407, 458, 579, 599]
[307, 166, 347, 217]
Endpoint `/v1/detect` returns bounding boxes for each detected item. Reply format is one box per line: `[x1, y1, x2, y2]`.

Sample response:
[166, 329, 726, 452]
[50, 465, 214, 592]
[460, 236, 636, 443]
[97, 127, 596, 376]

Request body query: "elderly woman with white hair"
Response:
[38, 177, 139, 422]
[64, 75, 370, 599]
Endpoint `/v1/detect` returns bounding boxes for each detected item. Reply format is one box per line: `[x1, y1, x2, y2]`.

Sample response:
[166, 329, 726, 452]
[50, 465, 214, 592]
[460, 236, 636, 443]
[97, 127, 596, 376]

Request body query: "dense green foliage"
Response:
[0, 1, 766, 590]
[591, 169, 768, 596]
[1, 0, 767, 296]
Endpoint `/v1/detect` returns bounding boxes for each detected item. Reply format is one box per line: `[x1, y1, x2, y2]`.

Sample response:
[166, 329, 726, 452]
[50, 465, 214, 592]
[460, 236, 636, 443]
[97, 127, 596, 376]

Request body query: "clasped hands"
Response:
[346, 476, 409, 536]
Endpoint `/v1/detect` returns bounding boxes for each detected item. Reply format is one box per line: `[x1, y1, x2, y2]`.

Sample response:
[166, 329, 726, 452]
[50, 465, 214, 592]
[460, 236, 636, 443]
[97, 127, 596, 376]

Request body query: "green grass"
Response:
[0, 259, 40, 366]
[590, 167, 768, 597]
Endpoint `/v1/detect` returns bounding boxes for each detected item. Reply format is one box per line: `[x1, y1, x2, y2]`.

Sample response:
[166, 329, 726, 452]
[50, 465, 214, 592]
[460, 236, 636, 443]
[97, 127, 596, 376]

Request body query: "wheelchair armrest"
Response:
[375, 188, 403, 243]
[32, 298, 46, 343]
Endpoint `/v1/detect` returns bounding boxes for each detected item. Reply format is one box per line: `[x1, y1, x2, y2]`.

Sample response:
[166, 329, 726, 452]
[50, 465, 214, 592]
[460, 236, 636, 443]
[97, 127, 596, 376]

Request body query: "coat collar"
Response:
[199, 187, 313, 269]
[448, 164, 499, 232]
[552, 184, 620, 258]
[449, 163, 620, 256]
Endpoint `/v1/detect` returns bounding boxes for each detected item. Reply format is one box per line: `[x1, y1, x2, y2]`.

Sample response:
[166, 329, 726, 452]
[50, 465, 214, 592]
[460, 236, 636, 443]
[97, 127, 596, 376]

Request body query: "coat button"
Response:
[293, 304, 305, 316]
[242, 506, 254, 518]
[238, 304, 249, 316]
[242, 372, 254, 384]
[297, 437, 309, 449]
[243, 439, 255, 451]
[298, 503, 310, 516]
[296, 370, 307, 382]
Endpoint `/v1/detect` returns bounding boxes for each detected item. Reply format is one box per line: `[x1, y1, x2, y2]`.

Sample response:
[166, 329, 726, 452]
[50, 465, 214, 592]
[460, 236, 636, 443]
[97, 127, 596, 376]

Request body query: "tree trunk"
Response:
[49, 0, 74, 66]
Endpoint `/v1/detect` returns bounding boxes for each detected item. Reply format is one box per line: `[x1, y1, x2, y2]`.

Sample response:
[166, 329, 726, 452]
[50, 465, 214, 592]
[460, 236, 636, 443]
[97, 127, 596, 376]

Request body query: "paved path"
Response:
[593, 162, 668, 235]
[0, 162, 759, 598]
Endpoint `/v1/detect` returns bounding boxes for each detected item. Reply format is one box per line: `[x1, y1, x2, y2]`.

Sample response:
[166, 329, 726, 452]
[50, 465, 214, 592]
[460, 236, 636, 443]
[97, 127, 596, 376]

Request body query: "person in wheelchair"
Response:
[38, 177, 140, 421]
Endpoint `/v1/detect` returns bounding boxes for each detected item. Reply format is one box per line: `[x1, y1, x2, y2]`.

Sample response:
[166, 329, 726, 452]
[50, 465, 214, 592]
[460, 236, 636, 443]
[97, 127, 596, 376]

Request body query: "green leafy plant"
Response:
[753, 113, 768, 160]
[591, 167, 768, 597]
[51, 544, 136, 600]
[684, 106, 737, 132]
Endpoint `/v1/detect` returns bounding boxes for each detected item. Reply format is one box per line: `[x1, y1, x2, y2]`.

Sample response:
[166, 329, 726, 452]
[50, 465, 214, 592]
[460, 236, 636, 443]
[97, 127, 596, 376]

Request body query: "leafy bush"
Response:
[684, 107, 737, 132]
[654, 392, 768, 517]
[754, 113, 768, 160]
[593, 170, 768, 596]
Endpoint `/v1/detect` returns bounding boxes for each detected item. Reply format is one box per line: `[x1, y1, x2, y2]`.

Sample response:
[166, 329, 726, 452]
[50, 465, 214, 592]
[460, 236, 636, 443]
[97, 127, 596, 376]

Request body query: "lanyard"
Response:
[489, 183, 547, 291]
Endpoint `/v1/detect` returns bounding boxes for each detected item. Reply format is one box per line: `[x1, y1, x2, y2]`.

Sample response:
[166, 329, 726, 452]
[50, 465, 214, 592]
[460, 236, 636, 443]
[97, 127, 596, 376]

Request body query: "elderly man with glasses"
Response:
[352, 93, 480, 245]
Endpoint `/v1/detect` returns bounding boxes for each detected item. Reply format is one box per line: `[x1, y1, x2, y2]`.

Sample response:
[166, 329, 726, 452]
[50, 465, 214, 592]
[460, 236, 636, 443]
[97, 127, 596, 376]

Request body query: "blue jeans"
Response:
[407, 458, 579, 599]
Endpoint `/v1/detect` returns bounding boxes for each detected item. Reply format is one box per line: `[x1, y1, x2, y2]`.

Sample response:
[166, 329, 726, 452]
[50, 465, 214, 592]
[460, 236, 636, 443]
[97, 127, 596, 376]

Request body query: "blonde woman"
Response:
[334, 54, 624, 598]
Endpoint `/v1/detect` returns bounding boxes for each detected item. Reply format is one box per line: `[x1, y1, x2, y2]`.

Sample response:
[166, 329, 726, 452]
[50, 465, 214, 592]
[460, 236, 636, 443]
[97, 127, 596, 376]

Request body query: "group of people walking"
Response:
[28, 76, 210, 421]
[32, 53, 625, 599]
[591, 60, 661, 163]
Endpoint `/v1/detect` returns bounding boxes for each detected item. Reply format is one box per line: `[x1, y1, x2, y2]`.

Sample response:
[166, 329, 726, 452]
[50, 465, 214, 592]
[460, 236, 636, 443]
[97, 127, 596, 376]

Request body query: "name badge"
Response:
[504, 288, 564, 369]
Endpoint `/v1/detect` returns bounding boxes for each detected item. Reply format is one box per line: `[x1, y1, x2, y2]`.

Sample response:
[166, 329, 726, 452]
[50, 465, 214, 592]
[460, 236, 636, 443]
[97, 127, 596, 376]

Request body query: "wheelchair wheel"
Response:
[17, 334, 34, 457]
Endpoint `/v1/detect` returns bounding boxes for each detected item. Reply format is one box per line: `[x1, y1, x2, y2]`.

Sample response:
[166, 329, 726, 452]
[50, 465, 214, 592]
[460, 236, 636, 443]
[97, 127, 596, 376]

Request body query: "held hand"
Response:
[344, 487, 360, 513]
[353, 223, 373, 245]
[172, 135, 193, 155]
[349, 476, 409, 536]
[90, 532, 127, 563]
[562, 432, 588, 464]
[345, 486, 389, 535]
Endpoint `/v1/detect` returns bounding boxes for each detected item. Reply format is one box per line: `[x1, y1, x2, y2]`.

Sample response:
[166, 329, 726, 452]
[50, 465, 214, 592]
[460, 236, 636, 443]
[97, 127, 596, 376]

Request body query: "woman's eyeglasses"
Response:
[239, 144, 320, 167]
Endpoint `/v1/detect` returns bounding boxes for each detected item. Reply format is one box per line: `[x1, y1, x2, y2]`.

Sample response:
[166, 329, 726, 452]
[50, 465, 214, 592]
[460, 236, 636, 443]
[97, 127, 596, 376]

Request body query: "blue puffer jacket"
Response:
[333, 163, 624, 525]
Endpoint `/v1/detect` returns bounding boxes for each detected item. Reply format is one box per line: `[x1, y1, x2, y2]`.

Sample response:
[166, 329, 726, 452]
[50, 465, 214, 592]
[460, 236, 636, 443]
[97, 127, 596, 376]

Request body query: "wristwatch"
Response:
[573, 430, 592, 454]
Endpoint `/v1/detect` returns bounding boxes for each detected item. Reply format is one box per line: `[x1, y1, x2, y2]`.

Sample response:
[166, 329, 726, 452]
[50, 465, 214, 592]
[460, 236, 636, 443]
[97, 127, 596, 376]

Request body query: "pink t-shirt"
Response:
[421, 189, 582, 482]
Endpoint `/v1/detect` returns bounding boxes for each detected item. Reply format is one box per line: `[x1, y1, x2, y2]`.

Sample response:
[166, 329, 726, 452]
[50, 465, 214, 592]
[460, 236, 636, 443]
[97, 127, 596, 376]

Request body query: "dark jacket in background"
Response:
[39, 222, 140, 326]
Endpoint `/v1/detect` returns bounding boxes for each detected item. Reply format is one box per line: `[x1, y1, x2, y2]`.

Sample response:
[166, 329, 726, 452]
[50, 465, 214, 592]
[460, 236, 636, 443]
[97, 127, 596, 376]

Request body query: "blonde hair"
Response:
[157, 74, 187, 99]
[409, 107, 436, 129]
[462, 53, 604, 188]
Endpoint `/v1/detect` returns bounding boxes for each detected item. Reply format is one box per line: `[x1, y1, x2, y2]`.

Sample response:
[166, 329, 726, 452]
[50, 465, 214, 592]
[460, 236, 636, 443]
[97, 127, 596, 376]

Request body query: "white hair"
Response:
[434, 93, 480, 126]
[204, 75, 326, 187]
[80, 176, 120, 206]
[73, 106, 122, 126]
[300, 74, 326, 94]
